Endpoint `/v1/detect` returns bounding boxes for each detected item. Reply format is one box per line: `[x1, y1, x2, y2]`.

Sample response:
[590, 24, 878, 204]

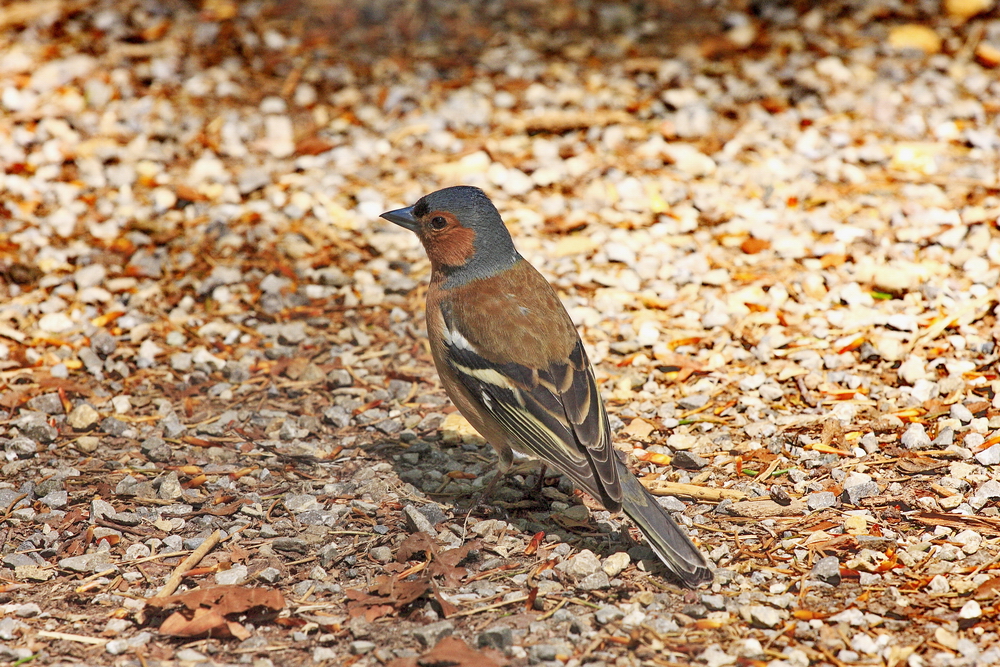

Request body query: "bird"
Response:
[381, 185, 712, 587]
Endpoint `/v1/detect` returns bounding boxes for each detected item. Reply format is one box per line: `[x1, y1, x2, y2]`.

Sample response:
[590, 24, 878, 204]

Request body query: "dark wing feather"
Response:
[440, 313, 622, 510]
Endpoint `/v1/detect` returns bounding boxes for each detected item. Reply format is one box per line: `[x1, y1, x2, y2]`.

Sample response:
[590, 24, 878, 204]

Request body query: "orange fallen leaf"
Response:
[524, 531, 545, 556]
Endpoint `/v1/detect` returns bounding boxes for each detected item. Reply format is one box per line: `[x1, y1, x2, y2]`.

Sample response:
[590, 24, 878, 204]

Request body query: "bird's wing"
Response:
[439, 306, 623, 510]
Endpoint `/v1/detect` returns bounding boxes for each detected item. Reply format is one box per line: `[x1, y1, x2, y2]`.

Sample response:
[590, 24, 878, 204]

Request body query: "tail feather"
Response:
[618, 470, 712, 587]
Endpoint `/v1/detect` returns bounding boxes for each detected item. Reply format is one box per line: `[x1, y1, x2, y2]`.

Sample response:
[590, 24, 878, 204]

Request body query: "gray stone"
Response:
[59, 552, 114, 573]
[39, 490, 68, 509]
[105, 639, 128, 655]
[671, 451, 708, 469]
[529, 644, 568, 662]
[258, 567, 282, 583]
[350, 640, 376, 655]
[403, 505, 436, 535]
[743, 605, 783, 629]
[100, 416, 129, 437]
[412, 620, 453, 647]
[323, 405, 351, 428]
[900, 423, 931, 449]
[811, 556, 842, 585]
[27, 393, 63, 415]
[271, 537, 309, 554]
[677, 394, 709, 410]
[3, 553, 37, 568]
[16, 414, 57, 443]
[841, 481, 879, 505]
[328, 369, 353, 388]
[14, 603, 40, 618]
[701, 594, 726, 611]
[558, 550, 602, 578]
[91, 331, 118, 357]
[595, 606, 625, 625]
[162, 413, 186, 437]
[657, 496, 687, 512]
[975, 444, 1000, 466]
[5, 437, 38, 458]
[78, 347, 103, 375]
[578, 570, 611, 590]
[215, 565, 248, 585]
[370, 546, 392, 563]
[477, 626, 513, 650]
[157, 472, 183, 500]
[973, 480, 1000, 501]
[933, 427, 955, 447]
[417, 503, 449, 527]
[807, 492, 837, 511]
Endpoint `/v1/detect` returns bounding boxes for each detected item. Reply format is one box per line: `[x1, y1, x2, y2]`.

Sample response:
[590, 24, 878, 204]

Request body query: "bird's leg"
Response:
[532, 464, 548, 496]
[469, 469, 505, 509]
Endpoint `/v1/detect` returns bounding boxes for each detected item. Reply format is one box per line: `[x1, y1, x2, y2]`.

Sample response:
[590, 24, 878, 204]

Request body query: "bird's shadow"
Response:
[380, 435, 683, 581]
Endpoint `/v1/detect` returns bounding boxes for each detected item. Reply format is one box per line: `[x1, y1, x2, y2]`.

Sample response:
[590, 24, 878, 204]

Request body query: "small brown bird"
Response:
[381, 186, 711, 587]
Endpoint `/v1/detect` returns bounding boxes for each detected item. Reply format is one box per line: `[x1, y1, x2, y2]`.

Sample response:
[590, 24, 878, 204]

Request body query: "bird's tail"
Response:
[618, 470, 713, 587]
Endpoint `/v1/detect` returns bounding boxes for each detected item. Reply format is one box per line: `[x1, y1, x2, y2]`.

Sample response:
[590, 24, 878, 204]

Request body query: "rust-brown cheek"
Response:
[423, 226, 476, 269]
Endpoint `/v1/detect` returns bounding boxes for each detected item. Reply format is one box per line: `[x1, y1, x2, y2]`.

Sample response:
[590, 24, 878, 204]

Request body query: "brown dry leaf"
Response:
[974, 577, 1000, 601]
[346, 575, 432, 622]
[428, 541, 480, 587]
[146, 586, 285, 615]
[431, 585, 458, 618]
[148, 586, 284, 639]
[398, 532, 438, 562]
[295, 135, 335, 156]
[387, 636, 506, 667]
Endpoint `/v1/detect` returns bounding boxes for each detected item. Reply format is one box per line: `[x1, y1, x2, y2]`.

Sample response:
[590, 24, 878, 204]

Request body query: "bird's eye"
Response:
[430, 216, 448, 230]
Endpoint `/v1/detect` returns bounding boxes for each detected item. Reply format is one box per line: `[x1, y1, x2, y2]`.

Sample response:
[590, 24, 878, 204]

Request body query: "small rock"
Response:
[27, 393, 63, 415]
[900, 423, 932, 449]
[402, 505, 436, 535]
[897, 356, 927, 384]
[594, 606, 625, 625]
[677, 394, 709, 410]
[349, 640, 376, 655]
[67, 404, 100, 430]
[742, 605, 783, 629]
[370, 546, 392, 563]
[578, 570, 611, 590]
[671, 451, 708, 469]
[954, 529, 982, 554]
[215, 565, 248, 585]
[602, 552, 630, 578]
[558, 549, 602, 578]
[959, 599, 982, 620]
[974, 443, 1000, 466]
[16, 414, 57, 443]
[842, 481, 879, 505]
[926, 575, 950, 595]
[157, 472, 183, 500]
[811, 556, 841, 586]
[59, 552, 113, 573]
[412, 620, 453, 647]
[478, 626, 513, 650]
[100, 416, 129, 437]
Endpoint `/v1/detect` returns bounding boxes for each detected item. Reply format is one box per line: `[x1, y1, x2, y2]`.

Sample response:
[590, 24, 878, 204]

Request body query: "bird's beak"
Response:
[380, 206, 418, 232]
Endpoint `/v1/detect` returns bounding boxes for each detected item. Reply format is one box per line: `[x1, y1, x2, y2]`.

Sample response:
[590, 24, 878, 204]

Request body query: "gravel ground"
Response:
[2, 0, 1000, 665]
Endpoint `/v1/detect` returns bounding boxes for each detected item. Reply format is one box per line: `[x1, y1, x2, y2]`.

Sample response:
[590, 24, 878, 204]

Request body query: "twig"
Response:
[153, 530, 222, 598]
[448, 594, 529, 618]
[640, 480, 746, 502]
[36, 630, 108, 645]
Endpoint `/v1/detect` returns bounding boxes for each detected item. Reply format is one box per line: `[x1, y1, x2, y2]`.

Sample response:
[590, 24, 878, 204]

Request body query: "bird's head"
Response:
[381, 186, 518, 281]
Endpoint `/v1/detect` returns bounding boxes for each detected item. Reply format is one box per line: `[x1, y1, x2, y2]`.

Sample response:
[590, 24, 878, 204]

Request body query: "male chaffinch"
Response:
[381, 186, 712, 587]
